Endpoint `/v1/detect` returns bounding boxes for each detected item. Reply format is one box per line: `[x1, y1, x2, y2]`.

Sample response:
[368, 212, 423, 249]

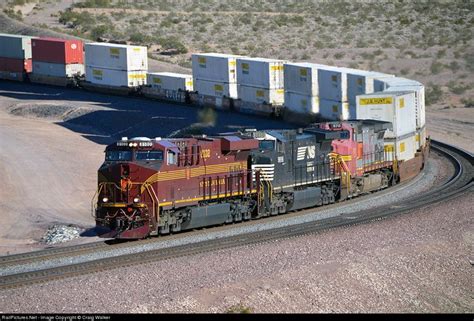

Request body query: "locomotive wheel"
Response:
[170, 220, 182, 233]
[158, 224, 170, 235]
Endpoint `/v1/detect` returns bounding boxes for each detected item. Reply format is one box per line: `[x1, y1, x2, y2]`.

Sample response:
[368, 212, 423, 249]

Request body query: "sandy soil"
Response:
[427, 107, 474, 153]
[0, 97, 104, 255]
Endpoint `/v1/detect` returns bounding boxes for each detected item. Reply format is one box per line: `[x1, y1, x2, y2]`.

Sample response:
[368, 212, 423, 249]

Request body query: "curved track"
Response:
[0, 140, 472, 290]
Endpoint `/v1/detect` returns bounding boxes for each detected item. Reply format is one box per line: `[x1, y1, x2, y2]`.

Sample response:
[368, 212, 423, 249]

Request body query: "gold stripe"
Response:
[143, 161, 247, 186]
[159, 189, 258, 207]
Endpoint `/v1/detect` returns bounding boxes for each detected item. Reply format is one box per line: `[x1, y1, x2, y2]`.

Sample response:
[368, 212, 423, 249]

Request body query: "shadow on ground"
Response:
[1, 81, 295, 145]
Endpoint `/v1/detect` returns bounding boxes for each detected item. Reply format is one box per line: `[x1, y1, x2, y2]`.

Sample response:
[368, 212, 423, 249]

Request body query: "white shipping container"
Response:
[415, 126, 427, 150]
[32, 61, 84, 77]
[384, 133, 416, 162]
[355, 91, 416, 138]
[85, 66, 146, 87]
[237, 57, 285, 89]
[284, 91, 319, 114]
[283, 63, 319, 96]
[339, 68, 394, 108]
[147, 72, 193, 91]
[319, 98, 350, 121]
[312, 64, 348, 102]
[194, 78, 237, 98]
[85, 43, 148, 71]
[383, 78, 425, 129]
[238, 85, 284, 105]
[192, 53, 243, 83]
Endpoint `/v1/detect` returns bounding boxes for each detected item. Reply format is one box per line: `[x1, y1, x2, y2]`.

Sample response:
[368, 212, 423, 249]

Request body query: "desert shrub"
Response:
[73, 0, 112, 8]
[400, 68, 409, 75]
[334, 52, 345, 59]
[430, 61, 444, 74]
[226, 303, 252, 314]
[436, 49, 446, 58]
[460, 98, 474, 108]
[448, 61, 461, 73]
[159, 36, 187, 53]
[425, 85, 443, 106]
[447, 81, 470, 95]
[464, 53, 474, 72]
[129, 32, 152, 44]
[91, 25, 108, 40]
[3, 8, 23, 21]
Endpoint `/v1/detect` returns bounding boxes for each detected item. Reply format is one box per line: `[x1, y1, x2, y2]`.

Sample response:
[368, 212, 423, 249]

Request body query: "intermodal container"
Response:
[194, 78, 237, 98]
[85, 43, 148, 71]
[237, 57, 285, 89]
[382, 77, 425, 129]
[313, 64, 348, 102]
[383, 133, 416, 162]
[85, 66, 146, 87]
[284, 62, 319, 96]
[284, 91, 319, 114]
[336, 67, 394, 113]
[32, 38, 83, 64]
[32, 61, 84, 77]
[319, 98, 350, 121]
[238, 85, 284, 105]
[0, 33, 34, 59]
[0, 57, 32, 72]
[147, 72, 193, 91]
[415, 126, 427, 151]
[355, 91, 416, 138]
[192, 53, 243, 83]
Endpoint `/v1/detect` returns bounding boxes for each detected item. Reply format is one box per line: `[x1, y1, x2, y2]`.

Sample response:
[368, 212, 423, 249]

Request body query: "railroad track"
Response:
[0, 140, 472, 290]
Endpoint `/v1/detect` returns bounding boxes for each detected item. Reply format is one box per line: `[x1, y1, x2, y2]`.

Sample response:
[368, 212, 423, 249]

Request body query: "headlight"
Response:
[133, 197, 140, 203]
[102, 197, 109, 203]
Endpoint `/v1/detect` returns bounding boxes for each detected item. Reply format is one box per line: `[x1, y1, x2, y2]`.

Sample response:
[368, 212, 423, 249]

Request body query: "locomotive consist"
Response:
[94, 120, 424, 239]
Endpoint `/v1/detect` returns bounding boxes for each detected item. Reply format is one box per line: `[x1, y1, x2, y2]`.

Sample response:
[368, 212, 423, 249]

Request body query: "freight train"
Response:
[0, 33, 430, 239]
[93, 120, 429, 239]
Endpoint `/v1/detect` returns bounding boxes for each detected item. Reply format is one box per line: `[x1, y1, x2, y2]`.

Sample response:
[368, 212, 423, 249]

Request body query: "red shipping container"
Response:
[0, 57, 32, 72]
[32, 38, 83, 64]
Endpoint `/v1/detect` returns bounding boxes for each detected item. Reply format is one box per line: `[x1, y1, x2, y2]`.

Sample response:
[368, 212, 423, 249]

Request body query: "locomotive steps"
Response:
[0, 140, 472, 290]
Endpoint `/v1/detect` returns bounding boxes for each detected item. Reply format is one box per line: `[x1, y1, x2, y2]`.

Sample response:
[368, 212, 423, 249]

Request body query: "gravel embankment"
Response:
[0, 187, 471, 313]
[0, 154, 447, 277]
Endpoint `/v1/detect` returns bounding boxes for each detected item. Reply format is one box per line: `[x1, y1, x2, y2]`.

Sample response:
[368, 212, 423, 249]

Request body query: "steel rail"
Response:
[0, 140, 471, 290]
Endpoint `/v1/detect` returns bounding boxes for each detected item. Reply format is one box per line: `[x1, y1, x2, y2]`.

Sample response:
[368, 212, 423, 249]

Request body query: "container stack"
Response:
[311, 64, 350, 121]
[283, 62, 319, 115]
[380, 77, 426, 151]
[31, 38, 84, 86]
[236, 57, 285, 115]
[85, 43, 147, 89]
[192, 53, 241, 109]
[337, 67, 394, 119]
[355, 91, 417, 161]
[0, 33, 34, 81]
[143, 72, 193, 102]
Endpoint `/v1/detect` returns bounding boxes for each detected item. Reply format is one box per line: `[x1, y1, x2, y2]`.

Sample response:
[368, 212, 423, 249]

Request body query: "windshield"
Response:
[105, 150, 132, 161]
[136, 150, 164, 161]
[259, 140, 275, 151]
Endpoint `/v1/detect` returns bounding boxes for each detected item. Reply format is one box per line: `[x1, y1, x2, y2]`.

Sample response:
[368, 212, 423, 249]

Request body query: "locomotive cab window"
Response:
[105, 150, 132, 161]
[259, 140, 275, 151]
[136, 150, 164, 161]
[167, 150, 177, 165]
